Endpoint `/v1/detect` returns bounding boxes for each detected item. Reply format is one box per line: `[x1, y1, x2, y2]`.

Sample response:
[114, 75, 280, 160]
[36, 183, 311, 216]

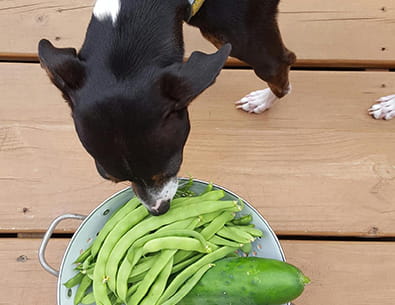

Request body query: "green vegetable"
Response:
[93, 205, 149, 305]
[74, 274, 92, 305]
[91, 197, 141, 257]
[139, 256, 174, 305]
[157, 246, 237, 304]
[232, 214, 253, 225]
[103, 199, 239, 296]
[63, 272, 84, 289]
[178, 256, 310, 305]
[73, 246, 92, 264]
[161, 263, 214, 305]
[64, 182, 310, 305]
[128, 250, 176, 305]
[81, 292, 95, 305]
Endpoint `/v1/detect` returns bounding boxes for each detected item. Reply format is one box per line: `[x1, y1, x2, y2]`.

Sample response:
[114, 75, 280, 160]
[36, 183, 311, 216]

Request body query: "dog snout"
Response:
[131, 177, 178, 215]
[149, 199, 171, 216]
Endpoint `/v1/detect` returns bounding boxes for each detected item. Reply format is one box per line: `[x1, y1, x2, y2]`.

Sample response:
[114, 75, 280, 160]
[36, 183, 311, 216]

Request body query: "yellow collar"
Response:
[189, 0, 205, 18]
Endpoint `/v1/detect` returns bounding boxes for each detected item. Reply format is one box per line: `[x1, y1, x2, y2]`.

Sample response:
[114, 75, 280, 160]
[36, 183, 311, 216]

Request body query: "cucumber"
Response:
[178, 256, 310, 305]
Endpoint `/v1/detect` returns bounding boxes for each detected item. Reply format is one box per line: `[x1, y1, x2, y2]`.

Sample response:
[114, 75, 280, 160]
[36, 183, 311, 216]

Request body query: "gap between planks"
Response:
[2, 53, 395, 70]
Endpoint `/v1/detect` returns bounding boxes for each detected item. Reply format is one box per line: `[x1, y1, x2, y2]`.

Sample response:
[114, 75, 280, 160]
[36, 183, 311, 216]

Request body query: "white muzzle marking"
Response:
[158, 178, 179, 202]
[93, 0, 121, 24]
[149, 178, 178, 210]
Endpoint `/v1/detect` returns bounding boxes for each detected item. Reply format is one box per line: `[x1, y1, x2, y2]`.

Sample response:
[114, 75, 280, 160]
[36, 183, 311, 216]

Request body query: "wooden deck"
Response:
[1, 1, 395, 304]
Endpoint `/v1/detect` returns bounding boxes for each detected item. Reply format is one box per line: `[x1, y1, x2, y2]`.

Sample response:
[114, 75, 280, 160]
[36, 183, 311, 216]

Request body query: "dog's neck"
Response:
[79, 0, 189, 78]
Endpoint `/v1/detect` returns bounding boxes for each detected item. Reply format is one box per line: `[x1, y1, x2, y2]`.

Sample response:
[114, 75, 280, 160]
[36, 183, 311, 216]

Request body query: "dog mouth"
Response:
[95, 161, 178, 215]
[147, 198, 171, 216]
[131, 177, 178, 216]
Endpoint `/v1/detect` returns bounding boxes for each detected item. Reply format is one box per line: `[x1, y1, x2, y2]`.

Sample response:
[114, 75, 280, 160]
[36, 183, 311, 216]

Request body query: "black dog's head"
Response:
[38, 39, 231, 215]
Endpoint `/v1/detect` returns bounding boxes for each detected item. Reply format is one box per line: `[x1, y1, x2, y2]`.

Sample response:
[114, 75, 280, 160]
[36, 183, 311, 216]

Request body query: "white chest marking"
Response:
[93, 0, 121, 24]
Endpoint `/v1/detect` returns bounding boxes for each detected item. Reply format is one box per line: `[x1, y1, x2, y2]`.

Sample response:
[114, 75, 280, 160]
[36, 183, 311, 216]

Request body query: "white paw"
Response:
[369, 94, 395, 120]
[235, 88, 278, 114]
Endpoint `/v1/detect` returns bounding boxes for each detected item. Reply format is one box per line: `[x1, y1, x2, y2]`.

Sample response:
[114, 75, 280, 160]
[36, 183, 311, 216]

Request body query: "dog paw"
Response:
[235, 88, 278, 114]
[368, 94, 395, 120]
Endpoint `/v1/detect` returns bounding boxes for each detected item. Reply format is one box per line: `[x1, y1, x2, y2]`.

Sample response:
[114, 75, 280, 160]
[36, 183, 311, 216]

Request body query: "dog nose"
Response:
[149, 199, 171, 216]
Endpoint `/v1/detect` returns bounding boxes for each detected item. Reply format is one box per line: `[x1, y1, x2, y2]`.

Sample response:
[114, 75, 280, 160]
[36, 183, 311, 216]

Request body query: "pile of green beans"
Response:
[64, 183, 263, 305]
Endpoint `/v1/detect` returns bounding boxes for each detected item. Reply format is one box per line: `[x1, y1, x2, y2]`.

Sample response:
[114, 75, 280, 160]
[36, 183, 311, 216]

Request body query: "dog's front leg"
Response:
[235, 84, 291, 114]
[235, 61, 293, 114]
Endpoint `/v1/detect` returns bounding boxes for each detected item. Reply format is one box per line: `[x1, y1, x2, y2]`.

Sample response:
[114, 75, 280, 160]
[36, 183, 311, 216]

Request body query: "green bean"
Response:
[157, 229, 210, 249]
[200, 211, 235, 240]
[226, 225, 257, 240]
[241, 242, 253, 254]
[127, 256, 156, 283]
[174, 188, 195, 198]
[84, 266, 95, 280]
[236, 198, 245, 210]
[201, 183, 214, 194]
[63, 272, 84, 288]
[127, 224, 203, 284]
[170, 189, 225, 206]
[127, 251, 202, 285]
[160, 263, 214, 305]
[197, 210, 224, 227]
[81, 292, 95, 305]
[74, 245, 92, 264]
[82, 255, 93, 271]
[91, 197, 141, 257]
[174, 178, 195, 198]
[171, 253, 204, 274]
[160, 210, 231, 269]
[126, 229, 209, 264]
[127, 281, 141, 298]
[169, 213, 225, 261]
[117, 247, 154, 299]
[156, 218, 196, 233]
[232, 214, 253, 225]
[127, 250, 176, 305]
[128, 268, 150, 284]
[170, 251, 197, 270]
[217, 226, 254, 244]
[109, 292, 123, 305]
[142, 236, 212, 254]
[229, 224, 263, 237]
[105, 200, 237, 296]
[132, 228, 207, 253]
[74, 274, 92, 305]
[209, 235, 244, 248]
[139, 255, 173, 305]
[93, 205, 149, 305]
[118, 224, 202, 299]
[157, 246, 237, 304]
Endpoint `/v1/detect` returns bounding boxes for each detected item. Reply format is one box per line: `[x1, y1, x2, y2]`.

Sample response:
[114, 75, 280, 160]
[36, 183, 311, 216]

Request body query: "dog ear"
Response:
[160, 43, 231, 110]
[38, 39, 85, 103]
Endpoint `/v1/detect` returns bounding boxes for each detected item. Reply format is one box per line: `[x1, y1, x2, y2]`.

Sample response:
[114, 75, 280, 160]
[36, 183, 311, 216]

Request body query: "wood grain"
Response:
[2, 238, 394, 305]
[1, 63, 395, 236]
[1, 0, 395, 67]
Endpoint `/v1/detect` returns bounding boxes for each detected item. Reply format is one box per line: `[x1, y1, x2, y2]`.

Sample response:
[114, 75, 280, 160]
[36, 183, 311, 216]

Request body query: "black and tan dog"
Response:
[38, 0, 295, 215]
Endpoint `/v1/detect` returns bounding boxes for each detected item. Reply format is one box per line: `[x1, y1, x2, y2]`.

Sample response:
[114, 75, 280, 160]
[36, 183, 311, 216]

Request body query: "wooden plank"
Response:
[282, 240, 395, 305]
[1, 63, 395, 235]
[277, 0, 395, 65]
[1, 0, 395, 67]
[2, 238, 395, 305]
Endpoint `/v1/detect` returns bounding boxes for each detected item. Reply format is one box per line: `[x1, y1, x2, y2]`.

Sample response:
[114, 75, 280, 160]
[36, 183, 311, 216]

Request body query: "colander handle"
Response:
[38, 213, 86, 277]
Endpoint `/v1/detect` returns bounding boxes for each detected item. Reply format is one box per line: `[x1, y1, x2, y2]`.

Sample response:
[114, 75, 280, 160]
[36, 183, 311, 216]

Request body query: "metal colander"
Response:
[39, 178, 289, 305]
